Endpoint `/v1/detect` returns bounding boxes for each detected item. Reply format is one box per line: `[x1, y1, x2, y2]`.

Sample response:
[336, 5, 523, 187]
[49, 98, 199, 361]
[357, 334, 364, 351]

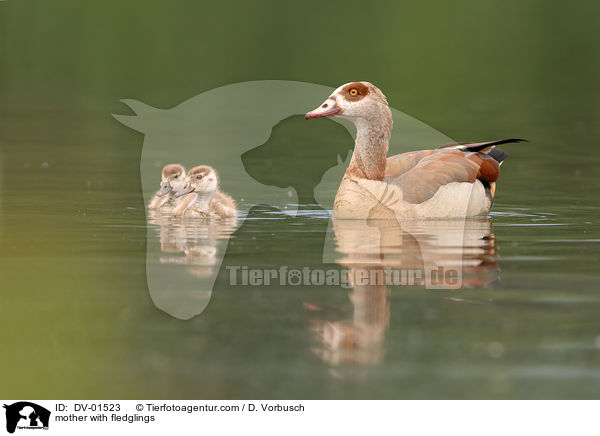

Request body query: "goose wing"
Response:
[383, 138, 525, 204]
[385, 149, 437, 179]
[385, 149, 502, 204]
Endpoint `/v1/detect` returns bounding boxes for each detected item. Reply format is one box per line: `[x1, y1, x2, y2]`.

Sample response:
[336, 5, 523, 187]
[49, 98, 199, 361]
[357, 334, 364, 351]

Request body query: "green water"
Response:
[1, 0, 600, 399]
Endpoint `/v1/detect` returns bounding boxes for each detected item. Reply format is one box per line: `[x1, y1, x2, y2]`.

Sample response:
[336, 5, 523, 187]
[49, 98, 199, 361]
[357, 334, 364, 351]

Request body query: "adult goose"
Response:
[305, 82, 524, 219]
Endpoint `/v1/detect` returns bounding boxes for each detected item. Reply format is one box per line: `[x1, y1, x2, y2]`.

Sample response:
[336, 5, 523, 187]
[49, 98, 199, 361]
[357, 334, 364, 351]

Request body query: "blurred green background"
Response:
[1, 0, 600, 399]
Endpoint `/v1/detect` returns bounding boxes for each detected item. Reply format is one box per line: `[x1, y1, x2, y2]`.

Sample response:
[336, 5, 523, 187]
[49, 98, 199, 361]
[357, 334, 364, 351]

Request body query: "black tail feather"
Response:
[439, 138, 528, 152]
[487, 147, 509, 163]
[459, 138, 527, 152]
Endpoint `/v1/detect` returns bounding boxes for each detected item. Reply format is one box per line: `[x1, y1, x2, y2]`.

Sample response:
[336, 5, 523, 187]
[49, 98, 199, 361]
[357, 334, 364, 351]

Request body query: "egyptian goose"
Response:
[173, 165, 237, 218]
[148, 164, 187, 211]
[305, 82, 524, 219]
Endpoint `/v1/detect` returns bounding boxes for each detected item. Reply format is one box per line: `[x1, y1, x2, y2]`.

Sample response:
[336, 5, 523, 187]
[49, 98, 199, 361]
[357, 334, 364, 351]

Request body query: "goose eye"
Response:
[349, 88, 358, 96]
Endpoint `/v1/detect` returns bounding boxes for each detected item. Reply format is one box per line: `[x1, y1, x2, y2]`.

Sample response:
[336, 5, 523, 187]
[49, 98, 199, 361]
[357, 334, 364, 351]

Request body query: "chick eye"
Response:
[349, 88, 358, 96]
[174, 175, 179, 178]
[196, 175, 203, 179]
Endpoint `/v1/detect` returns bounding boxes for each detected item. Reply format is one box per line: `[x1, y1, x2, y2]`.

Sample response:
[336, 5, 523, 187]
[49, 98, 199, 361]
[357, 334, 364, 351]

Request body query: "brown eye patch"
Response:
[187, 165, 215, 181]
[341, 82, 369, 102]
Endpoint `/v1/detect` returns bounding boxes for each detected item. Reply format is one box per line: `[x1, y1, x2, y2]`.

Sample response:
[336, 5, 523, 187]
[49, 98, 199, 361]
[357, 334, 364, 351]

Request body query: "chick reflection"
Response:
[309, 217, 498, 367]
[148, 211, 236, 278]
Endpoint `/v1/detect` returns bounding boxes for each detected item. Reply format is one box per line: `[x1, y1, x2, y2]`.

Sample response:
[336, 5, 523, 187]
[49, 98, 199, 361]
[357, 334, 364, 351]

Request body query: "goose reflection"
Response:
[334, 217, 498, 289]
[309, 216, 499, 367]
[309, 264, 390, 366]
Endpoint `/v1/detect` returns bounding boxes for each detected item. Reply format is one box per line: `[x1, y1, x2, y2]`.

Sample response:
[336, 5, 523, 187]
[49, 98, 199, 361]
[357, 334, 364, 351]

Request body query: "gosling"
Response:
[148, 164, 186, 211]
[173, 165, 236, 218]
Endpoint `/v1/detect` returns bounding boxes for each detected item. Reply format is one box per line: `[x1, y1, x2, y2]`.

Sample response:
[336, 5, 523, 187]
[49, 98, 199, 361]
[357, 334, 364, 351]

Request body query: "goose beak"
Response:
[305, 98, 341, 119]
[156, 181, 172, 196]
[175, 183, 194, 197]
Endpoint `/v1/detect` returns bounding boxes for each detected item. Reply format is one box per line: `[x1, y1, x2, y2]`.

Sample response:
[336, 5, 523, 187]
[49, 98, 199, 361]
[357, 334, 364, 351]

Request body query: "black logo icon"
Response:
[3, 402, 50, 434]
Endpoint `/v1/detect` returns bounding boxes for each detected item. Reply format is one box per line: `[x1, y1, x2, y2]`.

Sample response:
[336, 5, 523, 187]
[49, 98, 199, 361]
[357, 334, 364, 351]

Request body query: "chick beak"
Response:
[156, 181, 172, 196]
[305, 98, 341, 120]
[175, 183, 194, 198]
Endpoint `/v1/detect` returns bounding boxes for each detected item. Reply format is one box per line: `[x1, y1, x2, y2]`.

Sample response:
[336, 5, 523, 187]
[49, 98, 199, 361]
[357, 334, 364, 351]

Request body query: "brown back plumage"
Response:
[383, 140, 515, 204]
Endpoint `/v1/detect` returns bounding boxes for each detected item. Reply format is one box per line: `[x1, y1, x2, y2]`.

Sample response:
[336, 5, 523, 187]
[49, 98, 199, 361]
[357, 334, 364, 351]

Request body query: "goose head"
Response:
[156, 163, 186, 196]
[175, 165, 219, 197]
[305, 81, 391, 123]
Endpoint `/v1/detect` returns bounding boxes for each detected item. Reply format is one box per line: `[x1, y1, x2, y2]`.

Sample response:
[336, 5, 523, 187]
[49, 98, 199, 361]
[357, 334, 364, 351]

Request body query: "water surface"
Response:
[1, 0, 599, 399]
